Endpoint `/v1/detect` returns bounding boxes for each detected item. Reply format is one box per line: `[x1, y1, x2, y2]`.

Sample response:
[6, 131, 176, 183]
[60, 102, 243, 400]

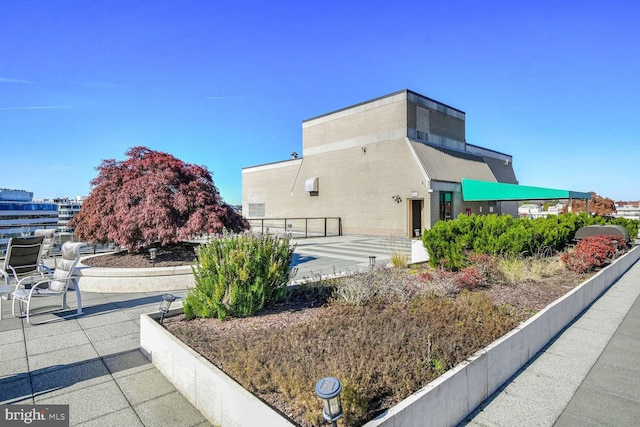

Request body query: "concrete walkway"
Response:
[463, 256, 640, 426]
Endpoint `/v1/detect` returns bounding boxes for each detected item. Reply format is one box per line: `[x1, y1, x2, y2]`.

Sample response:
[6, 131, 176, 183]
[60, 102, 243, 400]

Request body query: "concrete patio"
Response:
[1, 236, 638, 426]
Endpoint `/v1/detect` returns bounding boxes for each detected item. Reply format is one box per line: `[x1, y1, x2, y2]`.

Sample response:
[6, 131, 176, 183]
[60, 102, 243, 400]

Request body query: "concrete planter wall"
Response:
[140, 246, 640, 427]
[140, 311, 295, 427]
[76, 255, 195, 293]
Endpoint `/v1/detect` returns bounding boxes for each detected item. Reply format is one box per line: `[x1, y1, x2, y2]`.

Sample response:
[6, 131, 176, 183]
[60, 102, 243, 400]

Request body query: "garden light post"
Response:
[315, 376, 343, 426]
[149, 248, 157, 267]
[369, 256, 376, 269]
[158, 293, 175, 324]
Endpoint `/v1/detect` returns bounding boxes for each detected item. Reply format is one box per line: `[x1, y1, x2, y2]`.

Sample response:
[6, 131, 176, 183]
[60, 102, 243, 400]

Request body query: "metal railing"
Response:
[1, 216, 343, 257]
[246, 217, 342, 238]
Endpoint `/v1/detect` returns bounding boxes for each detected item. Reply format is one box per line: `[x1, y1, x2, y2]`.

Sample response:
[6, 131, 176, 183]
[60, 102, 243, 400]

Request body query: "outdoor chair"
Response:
[34, 229, 56, 260]
[12, 241, 84, 325]
[0, 236, 46, 319]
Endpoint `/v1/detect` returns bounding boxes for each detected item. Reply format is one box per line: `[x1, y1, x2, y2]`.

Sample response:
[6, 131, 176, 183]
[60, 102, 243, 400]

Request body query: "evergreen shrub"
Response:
[184, 233, 295, 320]
[421, 212, 628, 270]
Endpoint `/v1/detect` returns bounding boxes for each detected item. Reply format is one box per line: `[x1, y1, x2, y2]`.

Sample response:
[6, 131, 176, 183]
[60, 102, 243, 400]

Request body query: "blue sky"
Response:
[2, 1, 638, 204]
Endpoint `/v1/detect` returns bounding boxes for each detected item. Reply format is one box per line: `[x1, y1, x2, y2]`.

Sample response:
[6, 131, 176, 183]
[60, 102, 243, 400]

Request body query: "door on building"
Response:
[439, 192, 453, 220]
[410, 199, 423, 237]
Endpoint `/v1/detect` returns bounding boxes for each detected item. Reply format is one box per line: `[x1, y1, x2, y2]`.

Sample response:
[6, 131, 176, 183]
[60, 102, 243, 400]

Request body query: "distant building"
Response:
[54, 197, 84, 243]
[0, 189, 58, 254]
[615, 202, 640, 220]
[518, 202, 565, 218]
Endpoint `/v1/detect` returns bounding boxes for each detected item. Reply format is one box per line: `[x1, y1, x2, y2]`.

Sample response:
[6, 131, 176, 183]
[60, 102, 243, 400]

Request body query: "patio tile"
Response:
[0, 315, 27, 332]
[74, 407, 144, 427]
[92, 332, 141, 356]
[36, 380, 131, 425]
[77, 310, 131, 329]
[105, 293, 154, 303]
[76, 292, 112, 303]
[134, 391, 210, 427]
[23, 318, 83, 339]
[79, 302, 121, 316]
[26, 329, 91, 355]
[116, 367, 177, 406]
[31, 359, 111, 399]
[27, 343, 100, 375]
[0, 355, 29, 380]
[122, 305, 163, 322]
[0, 376, 34, 404]
[102, 349, 154, 378]
[0, 328, 24, 343]
[83, 320, 139, 343]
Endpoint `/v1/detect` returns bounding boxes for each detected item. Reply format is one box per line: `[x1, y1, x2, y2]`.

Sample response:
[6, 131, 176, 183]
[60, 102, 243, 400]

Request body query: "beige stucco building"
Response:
[242, 89, 518, 238]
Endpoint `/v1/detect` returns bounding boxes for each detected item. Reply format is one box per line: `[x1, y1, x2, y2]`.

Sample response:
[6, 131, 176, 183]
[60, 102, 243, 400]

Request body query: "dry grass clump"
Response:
[168, 280, 527, 426]
[497, 256, 566, 284]
[333, 265, 434, 305]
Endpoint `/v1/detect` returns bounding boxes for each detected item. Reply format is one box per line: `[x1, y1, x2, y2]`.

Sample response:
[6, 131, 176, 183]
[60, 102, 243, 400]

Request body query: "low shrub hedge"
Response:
[422, 212, 638, 270]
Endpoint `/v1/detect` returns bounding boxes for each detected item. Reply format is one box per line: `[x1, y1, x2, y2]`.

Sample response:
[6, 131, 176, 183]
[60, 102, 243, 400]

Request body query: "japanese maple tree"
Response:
[70, 146, 248, 251]
[564, 192, 616, 217]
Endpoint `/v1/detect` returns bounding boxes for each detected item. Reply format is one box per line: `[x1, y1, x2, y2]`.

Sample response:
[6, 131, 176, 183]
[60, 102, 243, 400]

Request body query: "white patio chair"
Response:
[12, 241, 84, 325]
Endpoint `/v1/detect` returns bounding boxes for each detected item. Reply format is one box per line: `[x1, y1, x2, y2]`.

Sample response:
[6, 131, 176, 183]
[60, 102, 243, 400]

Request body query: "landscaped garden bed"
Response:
[156, 213, 639, 426]
[162, 256, 593, 426]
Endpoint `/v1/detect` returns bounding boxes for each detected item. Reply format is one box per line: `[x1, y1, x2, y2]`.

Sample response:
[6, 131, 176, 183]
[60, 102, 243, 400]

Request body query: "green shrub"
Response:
[421, 212, 624, 269]
[183, 233, 295, 320]
[608, 216, 640, 241]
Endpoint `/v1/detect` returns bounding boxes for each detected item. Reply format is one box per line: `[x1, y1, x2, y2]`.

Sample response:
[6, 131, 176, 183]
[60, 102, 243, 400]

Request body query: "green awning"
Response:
[461, 179, 592, 202]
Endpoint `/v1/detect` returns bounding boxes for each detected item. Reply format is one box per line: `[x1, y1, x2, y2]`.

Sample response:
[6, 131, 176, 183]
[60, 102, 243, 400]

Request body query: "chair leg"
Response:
[12, 298, 22, 318]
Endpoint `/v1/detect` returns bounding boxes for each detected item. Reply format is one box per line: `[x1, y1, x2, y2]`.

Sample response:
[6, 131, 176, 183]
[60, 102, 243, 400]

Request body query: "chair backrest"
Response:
[49, 241, 84, 292]
[3, 236, 45, 280]
[34, 229, 56, 258]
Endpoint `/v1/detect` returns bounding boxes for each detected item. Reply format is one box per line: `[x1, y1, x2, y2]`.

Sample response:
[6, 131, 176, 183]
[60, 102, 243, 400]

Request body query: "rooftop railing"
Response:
[246, 217, 342, 238]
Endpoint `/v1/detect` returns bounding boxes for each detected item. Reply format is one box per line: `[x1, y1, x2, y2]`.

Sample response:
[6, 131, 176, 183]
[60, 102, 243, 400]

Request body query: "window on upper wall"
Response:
[248, 203, 265, 217]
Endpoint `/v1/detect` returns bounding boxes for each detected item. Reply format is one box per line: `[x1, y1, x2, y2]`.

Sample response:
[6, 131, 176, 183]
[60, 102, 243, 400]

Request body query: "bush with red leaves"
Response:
[561, 235, 626, 273]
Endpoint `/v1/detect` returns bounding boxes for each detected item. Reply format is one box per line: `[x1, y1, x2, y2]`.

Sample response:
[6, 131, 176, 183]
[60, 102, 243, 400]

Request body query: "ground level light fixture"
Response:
[315, 376, 343, 425]
[149, 248, 157, 266]
[158, 293, 175, 324]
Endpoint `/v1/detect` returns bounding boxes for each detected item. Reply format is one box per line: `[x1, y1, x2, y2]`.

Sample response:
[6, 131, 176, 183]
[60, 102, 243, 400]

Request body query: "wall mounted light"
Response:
[392, 195, 402, 203]
[315, 377, 343, 426]
[159, 294, 176, 324]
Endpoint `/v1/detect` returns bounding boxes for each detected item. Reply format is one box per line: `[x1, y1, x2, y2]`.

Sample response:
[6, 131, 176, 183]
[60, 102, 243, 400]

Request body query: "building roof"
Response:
[409, 141, 497, 183]
[303, 89, 465, 123]
[461, 179, 592, 202]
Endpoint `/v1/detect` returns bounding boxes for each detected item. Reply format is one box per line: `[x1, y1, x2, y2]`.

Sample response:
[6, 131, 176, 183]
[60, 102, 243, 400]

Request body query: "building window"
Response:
[439, 192, 453, 220]
[248, 203, 265, 217]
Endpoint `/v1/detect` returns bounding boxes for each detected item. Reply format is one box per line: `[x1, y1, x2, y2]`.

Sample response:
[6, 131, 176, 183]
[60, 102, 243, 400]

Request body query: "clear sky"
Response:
[2, 1, 638, 205]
